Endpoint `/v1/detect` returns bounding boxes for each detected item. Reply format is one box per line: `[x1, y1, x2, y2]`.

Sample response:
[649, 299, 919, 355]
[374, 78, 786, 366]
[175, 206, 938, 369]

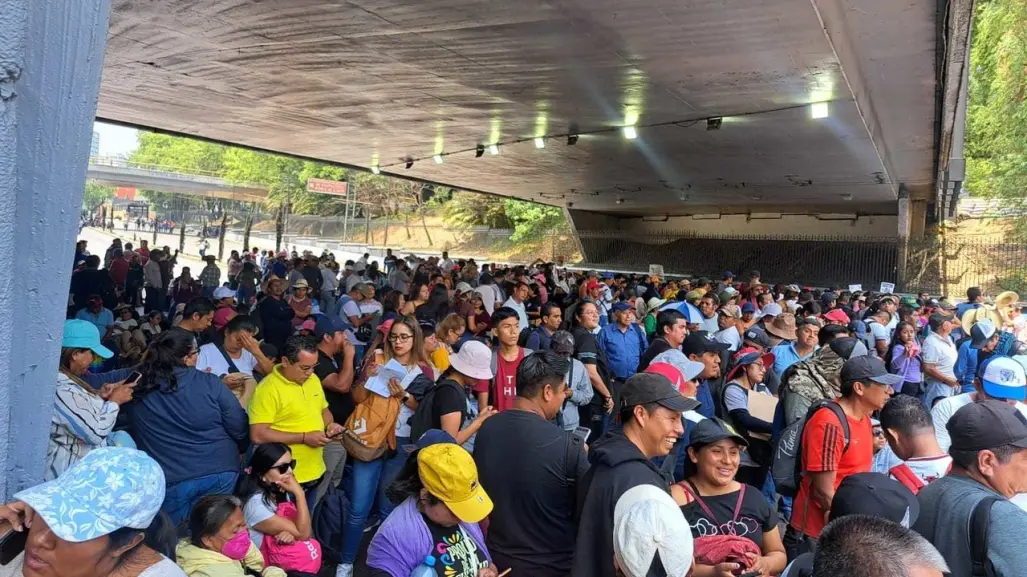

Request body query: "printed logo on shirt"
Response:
[435, 529, 487, 577]
[690, 515, 761, 539]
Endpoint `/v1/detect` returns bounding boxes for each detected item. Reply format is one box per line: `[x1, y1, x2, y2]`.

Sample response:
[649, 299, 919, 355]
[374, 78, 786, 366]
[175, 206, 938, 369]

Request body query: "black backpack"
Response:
[970, 496, 1000, 577]
[771, 400, 850, 498]
[407, 378, 465, 442]
[312, 485, 350, 565]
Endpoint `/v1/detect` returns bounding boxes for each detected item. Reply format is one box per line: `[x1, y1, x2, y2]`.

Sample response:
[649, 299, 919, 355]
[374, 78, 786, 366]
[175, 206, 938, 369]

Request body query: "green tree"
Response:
[443, 191, 511, 228]
[82, 181, 115, 211]
[503, 198, 567, 242]
[966, 0, 1027, 200]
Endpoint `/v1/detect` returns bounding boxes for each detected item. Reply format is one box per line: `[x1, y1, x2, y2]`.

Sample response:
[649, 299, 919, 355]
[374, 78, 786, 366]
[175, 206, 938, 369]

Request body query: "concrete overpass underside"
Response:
[100, 0, 972, 242]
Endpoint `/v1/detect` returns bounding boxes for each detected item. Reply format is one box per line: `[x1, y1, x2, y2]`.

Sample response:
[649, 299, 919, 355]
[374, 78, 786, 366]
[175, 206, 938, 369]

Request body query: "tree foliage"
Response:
[504, 199, 568, 242]
[443, 192, 511, 228]
[126, 131, 567, 237]
[966, 0, 1027, 198]
[82, 181, 115, 211]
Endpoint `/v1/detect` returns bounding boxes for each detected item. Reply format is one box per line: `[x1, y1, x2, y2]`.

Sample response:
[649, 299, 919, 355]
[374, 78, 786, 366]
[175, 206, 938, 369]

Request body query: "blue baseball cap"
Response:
[979, 356, 1027, 401]
[611, 302, 632, 314]
[741, 302, 756, 314]
[62, 319, 113, 359]
[16, 447, 165, 542]
[314, 314, 348, 339]
[404, 429, 458, 453]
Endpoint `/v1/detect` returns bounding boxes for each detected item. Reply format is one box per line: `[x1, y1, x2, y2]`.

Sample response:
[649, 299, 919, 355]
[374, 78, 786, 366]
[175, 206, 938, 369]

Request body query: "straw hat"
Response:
[765, 313, 798, 340]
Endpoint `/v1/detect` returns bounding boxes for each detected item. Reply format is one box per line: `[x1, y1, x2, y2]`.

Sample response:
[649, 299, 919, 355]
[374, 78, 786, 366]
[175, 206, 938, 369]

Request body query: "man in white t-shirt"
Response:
[439, 250, 456, 273]
[474, 273, 502, 315]
[879, 394, 952, 491]
[865, 309, 892, 358]
[713, 304, 743, 351]
[502, 281, 530, 332]
[337, 283, 375, 347]
[932, 355, 1027, 452]
[922, 313, 960, 408]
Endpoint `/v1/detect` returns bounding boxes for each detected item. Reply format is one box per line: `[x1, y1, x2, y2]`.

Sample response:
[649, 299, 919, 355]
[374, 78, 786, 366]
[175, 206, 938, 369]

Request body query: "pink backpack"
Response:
[259, 501, 323, 574]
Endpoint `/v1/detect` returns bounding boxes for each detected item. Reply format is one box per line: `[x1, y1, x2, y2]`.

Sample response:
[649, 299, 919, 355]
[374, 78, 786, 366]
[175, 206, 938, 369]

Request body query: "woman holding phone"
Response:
[46, 320, 138, 481]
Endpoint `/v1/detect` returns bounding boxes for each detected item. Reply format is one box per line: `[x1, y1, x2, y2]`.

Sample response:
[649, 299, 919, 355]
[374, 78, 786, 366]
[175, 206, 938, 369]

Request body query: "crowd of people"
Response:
[15, 245, 1027, 577]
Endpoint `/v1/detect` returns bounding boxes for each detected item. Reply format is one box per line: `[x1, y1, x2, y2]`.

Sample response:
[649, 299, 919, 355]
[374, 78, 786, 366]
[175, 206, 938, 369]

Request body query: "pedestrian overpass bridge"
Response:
[87, 156, 268, 203]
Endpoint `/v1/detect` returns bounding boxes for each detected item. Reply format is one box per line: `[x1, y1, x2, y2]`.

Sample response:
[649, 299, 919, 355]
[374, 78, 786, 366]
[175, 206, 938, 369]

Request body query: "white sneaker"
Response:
[335, 564, 353, 577]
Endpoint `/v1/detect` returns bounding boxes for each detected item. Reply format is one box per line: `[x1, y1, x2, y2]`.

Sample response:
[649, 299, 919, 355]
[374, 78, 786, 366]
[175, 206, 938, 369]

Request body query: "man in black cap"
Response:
[915, 400, 1027, 576]
[786, 355, 901, 558]
[683, 331, 730, 419]
[572, 372, 699, 577]
[781, 472, 926, 577]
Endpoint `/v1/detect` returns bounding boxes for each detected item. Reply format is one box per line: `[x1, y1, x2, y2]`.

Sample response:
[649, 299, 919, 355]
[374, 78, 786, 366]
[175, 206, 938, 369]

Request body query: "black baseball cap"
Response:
[620, 373, 700, 413]
[840, 356, 904, 388]
[682, 331, 731, 357]
[687, 417, 748, 449]
[829, 473, 919, 527]
[947, 399, 1027, 452]
[743, 326, 773, 349]
[828, 337, 869, 361]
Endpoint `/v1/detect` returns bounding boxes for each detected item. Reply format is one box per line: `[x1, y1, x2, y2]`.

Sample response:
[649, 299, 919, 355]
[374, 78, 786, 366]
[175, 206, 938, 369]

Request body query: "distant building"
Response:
[90, 131, 100, 156]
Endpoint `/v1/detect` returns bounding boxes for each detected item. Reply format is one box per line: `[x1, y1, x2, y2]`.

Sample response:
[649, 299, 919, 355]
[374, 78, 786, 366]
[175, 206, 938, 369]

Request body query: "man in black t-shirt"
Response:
[474, 351, 587, 577]
[638, 309, 688, 372]
[571, 301, 614, 440]
[312, 314, 356, 500]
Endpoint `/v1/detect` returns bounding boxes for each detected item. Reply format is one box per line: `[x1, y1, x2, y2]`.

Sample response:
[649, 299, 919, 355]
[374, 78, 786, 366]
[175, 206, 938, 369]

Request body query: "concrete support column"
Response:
[896, 186, 911, 292]
[0, 0, 111, 498]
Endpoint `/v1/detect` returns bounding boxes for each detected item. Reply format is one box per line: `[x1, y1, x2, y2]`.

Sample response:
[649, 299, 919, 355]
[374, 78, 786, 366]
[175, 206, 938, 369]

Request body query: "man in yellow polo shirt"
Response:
[250, 333, 343, 506]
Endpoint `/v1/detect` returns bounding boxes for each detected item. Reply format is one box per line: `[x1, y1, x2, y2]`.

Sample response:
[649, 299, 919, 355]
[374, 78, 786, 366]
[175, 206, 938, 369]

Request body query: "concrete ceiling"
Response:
[99, 0, 946, 215]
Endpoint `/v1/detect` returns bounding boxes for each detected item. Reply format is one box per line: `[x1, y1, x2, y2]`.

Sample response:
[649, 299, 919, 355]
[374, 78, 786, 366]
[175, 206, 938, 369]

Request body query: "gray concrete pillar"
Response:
[0, 0, 111, 498]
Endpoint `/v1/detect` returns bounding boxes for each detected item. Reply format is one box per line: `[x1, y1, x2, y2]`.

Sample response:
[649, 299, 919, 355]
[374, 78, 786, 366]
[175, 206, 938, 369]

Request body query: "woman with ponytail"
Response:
[119, 328, 250, 527]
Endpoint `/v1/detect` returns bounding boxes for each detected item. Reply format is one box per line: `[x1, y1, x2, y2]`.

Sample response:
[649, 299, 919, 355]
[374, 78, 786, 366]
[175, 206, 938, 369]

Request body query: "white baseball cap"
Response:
[613, 485, 694, 577]
[759, 302, 783, 319]
[980, 356, 1027, 402]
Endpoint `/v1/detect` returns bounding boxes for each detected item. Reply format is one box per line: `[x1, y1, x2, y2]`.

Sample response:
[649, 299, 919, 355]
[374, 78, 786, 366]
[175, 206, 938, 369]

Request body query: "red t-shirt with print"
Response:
[492, 348, 526, 412]
[790, 401, 873, 538]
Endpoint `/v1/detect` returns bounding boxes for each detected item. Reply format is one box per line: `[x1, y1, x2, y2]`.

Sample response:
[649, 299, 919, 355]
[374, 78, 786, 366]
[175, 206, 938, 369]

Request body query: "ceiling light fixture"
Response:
[405, 159, 414, 169]
[707, 117, 722, 131]
[534, 137, 546, 149]
[623, 125, 637, 140]
[371, 164, 380, 175]
[433, 154, 444, 164]
[475, 144, 485, 158]
[615, 198, 625, 205]
[811, 102, 829, 119]
[488, 144, 499, 155]
[567, 134, 579, 145]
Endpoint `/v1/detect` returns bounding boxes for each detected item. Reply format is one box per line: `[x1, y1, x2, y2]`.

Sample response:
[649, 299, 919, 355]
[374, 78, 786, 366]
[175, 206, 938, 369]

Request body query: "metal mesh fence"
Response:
[90, 191, 1027, 298]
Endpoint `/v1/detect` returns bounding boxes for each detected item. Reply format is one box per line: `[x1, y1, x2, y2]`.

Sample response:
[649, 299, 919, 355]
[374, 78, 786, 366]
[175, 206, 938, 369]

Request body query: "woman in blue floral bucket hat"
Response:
[0, 447, 182, 577]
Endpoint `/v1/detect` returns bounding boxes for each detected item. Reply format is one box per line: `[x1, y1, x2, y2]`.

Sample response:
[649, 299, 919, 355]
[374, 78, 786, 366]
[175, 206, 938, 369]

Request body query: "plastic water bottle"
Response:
[410, 555, 436, 577]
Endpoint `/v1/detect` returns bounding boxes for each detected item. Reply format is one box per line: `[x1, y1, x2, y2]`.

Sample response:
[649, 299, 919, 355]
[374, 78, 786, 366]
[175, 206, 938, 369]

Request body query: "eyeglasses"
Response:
[389, 333, 413, 343]
[272, 460, 297, 474]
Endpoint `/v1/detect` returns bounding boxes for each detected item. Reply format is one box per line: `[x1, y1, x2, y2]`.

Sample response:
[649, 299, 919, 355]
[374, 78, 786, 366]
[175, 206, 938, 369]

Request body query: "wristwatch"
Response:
[402, 393, 411, 403]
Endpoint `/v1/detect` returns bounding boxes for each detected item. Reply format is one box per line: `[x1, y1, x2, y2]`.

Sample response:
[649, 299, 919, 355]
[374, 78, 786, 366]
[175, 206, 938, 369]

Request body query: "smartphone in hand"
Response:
[0, 528, 27, 565]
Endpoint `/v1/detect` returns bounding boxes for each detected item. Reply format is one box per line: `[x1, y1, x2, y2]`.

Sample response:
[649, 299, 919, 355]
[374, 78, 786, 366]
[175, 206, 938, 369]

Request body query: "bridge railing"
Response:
[87, 156, 264, 189]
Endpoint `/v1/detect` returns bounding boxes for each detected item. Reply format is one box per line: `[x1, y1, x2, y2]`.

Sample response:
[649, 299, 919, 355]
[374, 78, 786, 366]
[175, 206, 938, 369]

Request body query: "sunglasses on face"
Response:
[272, 460, 297, 474]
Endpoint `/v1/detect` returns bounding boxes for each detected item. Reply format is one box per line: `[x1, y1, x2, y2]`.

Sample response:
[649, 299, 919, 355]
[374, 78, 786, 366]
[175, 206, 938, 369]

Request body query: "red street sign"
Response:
[306, 178, 348, 196]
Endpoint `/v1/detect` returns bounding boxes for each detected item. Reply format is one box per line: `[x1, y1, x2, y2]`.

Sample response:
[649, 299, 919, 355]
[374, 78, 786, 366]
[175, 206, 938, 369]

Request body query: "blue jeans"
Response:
[162, 471, 239, 528]
[378, 437, 410, 520]
[341, 458, 385, 564]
